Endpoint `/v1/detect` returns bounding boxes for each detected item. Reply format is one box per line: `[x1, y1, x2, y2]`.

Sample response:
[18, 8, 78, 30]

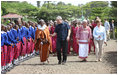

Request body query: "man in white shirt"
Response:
[104, 19, 110, 41]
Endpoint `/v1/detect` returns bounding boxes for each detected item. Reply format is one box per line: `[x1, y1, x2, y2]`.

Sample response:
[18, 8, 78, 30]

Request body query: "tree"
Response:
[1, 1, 39, 16]
[110, 1, 117, 21]
[57, 1, 65, 5]
[111, 1, 117, 7]
[81, 1, 109, 20]
[1, 1, 115, 22]
[37, 1, 40, 8]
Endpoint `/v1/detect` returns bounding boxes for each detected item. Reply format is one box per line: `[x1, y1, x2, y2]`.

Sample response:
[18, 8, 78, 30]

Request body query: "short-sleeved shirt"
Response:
[54, 21, 70, 41]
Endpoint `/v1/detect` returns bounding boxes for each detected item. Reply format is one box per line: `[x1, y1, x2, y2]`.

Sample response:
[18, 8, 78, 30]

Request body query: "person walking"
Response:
[50, 16, 71, 65]
[93, 19, 107, 62]
[104, 19, 110, 41]
[76, 20, 92, 62]
[110, 20, 116, 39]
[35, 19, 52, 64]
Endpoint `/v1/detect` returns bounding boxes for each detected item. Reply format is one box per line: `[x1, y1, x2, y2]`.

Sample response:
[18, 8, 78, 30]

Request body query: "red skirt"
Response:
[7, 46, 13, 64]
[1, 45, 8, 66]
[26, 37, 32, 54]
[1, 46, 5, 66]
[14, 42, 21, 59]
[31, 39, 35, 53]
[21, 37, 27, 56]
[72, 37, 79, 54]
[19, 41, 22, 56]
[52, 36, 57, 53]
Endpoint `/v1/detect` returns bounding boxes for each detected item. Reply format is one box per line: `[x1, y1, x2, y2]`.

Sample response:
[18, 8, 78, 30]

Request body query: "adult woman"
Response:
[93, 19, 107, 62]
[76, 20, 92, 62]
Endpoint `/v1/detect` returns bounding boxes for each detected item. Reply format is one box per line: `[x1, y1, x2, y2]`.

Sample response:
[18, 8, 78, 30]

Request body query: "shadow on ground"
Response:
[103, 51, 117, 74]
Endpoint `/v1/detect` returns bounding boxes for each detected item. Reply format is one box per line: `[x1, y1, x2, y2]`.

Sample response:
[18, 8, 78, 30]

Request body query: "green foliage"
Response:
[110, 27, 117, 39]
[111, 1, 117, 7]
[1, 1, 39, 16]
[110, 1, 117, 21]
[81, 1, 110, 21]
[115, 27, 117, 38]
[1, 1, 117, 22]
[37, 1, 41, 8]
[37, 2, 81, 22]
[1, 1, 117, 36]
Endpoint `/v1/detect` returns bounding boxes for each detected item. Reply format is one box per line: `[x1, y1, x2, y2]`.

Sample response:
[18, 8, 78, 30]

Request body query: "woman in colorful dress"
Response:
[76, 20, 92, 62]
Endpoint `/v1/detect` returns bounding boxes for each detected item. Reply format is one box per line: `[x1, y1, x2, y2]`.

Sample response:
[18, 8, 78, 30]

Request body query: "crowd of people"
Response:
[1, 20, 37, 74]
[1, 16, 116, 74]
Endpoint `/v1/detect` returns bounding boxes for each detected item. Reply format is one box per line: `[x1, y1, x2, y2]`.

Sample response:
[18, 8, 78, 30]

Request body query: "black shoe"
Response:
[9, 64, 14, 69]
[58, 61, 61, 64]
[62, 60, 66, 65]
[15, 61, 19, 66]
[7, 67, 12, 71]
[35, 52, 39, 55]
[1, 70, 7, 74]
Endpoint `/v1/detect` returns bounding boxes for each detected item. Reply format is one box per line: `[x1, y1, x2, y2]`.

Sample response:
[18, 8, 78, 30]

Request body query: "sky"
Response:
[26, 0, 92, 7]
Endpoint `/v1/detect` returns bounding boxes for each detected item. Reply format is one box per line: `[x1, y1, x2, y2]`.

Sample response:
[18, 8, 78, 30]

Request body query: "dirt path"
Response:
[6, 40, 117, 74]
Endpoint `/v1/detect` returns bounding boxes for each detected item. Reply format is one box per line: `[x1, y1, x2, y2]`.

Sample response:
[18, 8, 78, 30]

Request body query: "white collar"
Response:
[30, 26, 32, 27]
[105, 21, 108, 23]
[26, 27, 29, 29]
[96, 25, 102, 29]
[13, 28, 16, 30]
[23, 26, 26, 27]
[38, 24, 47, 31]
[2, 32, 7, 34]
[1, 31, 5, 34]
[7, 30, 10, 32]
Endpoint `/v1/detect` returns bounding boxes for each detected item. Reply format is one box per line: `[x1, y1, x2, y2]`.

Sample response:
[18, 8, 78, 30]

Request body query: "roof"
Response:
[2, 13, 23, 18]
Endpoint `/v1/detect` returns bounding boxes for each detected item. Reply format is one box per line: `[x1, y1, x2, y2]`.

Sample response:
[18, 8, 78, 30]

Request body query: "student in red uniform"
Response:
[50, 21, 57, 54]
[1, 25, 13, 73]
[13, 25, 21, 65]
[7, 24, 17, 70]
[87, 20, 94, 54]
[25, 22, 32, 57]
[10, 23, 20, 65]
[65, 20, 71, 54]
[28, 21, 35, 57]
[1, 25, 7, 74]
[90, 20, 96, 54]
[72, 20, 79, 55]
[31, 23, 36, 55]
[6, 25, 14, 71]
[18, 22, 24, 61]
[17, 24, 23, 62]
[20, 21, 29, 60]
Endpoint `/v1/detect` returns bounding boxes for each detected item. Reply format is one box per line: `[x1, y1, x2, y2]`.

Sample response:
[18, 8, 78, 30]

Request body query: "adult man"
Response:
[50, 16, 71, 65]
[110, 20, 115, 39]
[104, 19, 110, 41]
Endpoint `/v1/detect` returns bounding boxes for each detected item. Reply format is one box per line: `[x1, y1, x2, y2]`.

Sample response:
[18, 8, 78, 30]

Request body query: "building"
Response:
[2, 13, 23, 22]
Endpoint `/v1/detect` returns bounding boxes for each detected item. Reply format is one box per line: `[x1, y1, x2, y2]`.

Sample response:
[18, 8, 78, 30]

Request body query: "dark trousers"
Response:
[56, 40, 68, 62]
